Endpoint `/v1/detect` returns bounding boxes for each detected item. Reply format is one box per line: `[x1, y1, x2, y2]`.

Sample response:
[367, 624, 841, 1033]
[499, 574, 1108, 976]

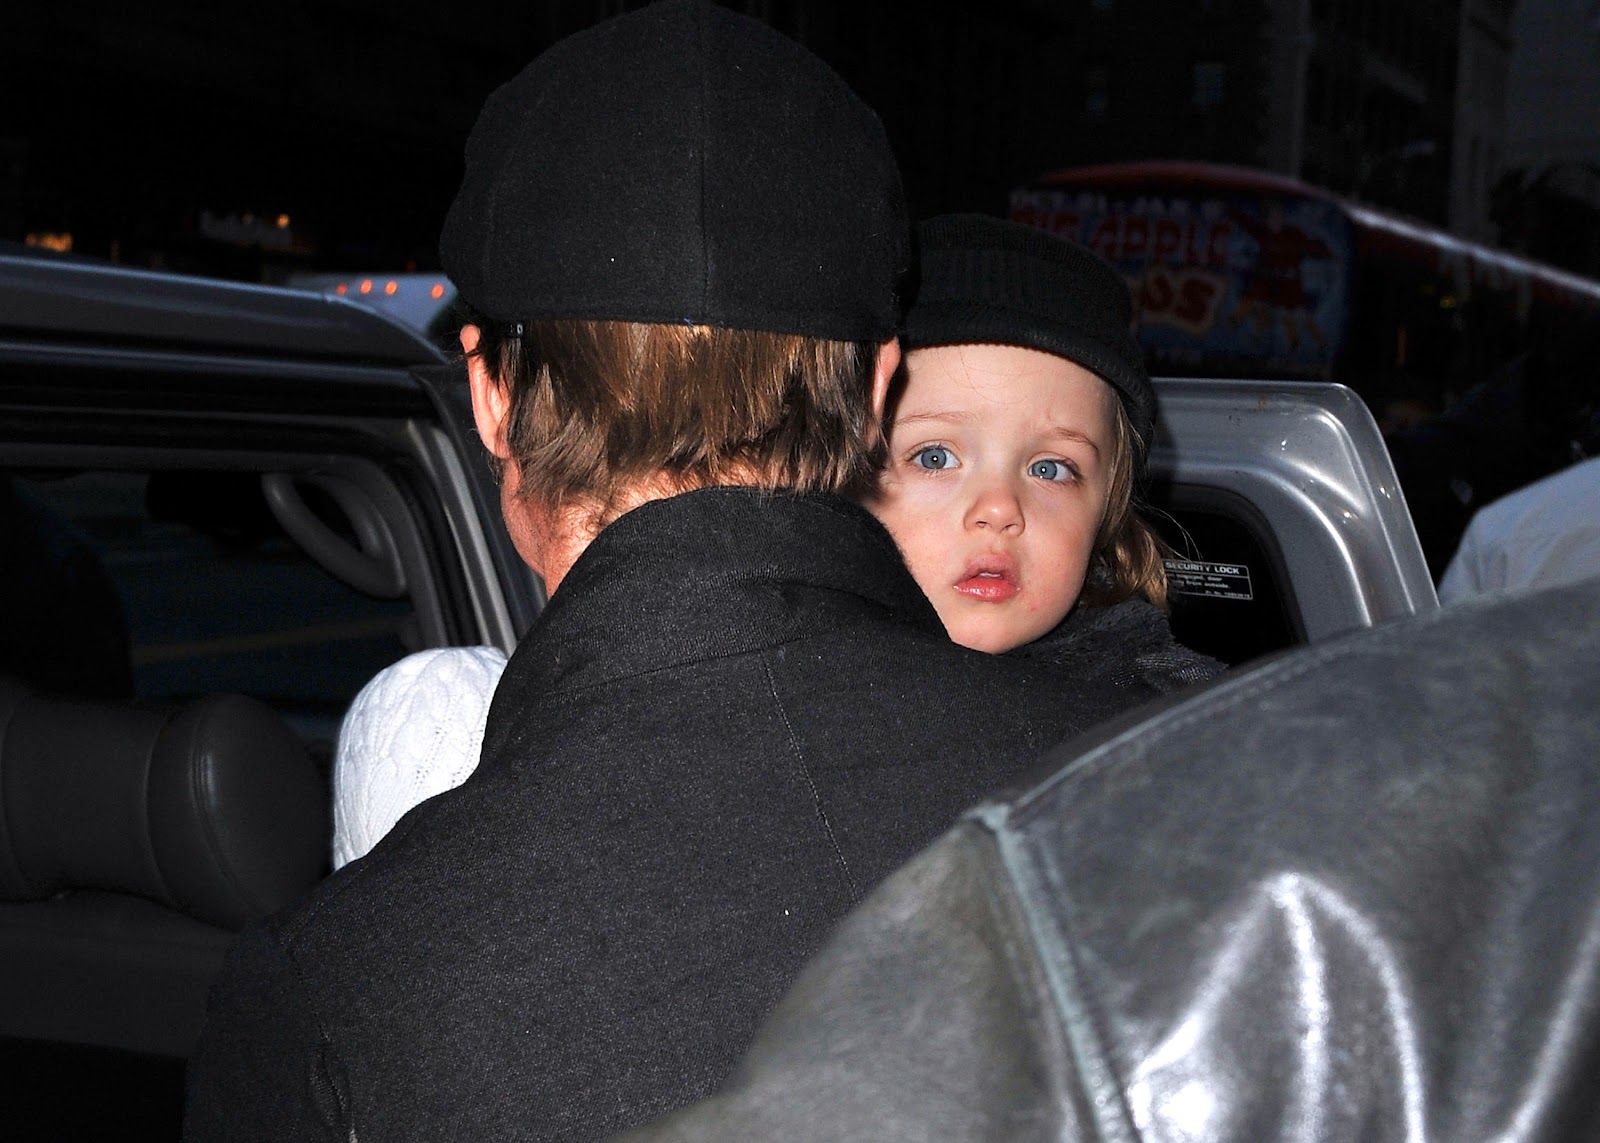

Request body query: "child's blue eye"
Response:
[1029, 458, 1074, 482]
[912, 446, 957, 471]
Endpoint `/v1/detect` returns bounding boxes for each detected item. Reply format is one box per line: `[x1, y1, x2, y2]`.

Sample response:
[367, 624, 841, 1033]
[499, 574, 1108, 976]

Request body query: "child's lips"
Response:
[954, 557, 1019, 602]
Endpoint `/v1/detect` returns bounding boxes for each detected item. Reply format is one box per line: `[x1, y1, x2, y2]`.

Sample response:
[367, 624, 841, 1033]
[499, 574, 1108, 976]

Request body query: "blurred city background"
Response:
[5, 0, 1598, 574]
[6, 0, 1597, 277]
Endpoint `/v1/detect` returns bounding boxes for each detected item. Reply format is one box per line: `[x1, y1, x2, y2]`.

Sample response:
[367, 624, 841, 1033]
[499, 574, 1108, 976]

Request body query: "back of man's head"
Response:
[442, 0, 908, 516]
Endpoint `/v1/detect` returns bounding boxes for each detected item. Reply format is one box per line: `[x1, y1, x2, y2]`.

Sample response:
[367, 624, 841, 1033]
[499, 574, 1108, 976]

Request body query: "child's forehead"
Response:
[901, 342, 1116, 416]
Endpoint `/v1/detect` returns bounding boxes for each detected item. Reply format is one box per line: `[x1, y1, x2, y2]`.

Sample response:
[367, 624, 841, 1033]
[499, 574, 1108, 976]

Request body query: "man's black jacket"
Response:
[182, 489, 1193, 1142]
[619, 575, 1600, 1143]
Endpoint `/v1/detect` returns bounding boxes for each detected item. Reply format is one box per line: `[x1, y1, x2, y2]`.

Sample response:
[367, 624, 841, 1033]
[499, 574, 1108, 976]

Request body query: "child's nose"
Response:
[965, 479, 1024, 534]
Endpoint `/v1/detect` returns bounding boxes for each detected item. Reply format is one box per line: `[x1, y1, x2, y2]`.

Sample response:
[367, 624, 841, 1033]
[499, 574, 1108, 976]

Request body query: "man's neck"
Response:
[534, 469, 776, 594]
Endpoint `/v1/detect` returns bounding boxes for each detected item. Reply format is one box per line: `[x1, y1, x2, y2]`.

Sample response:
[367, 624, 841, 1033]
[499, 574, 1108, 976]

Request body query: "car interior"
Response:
[0, 446, 480, 1138]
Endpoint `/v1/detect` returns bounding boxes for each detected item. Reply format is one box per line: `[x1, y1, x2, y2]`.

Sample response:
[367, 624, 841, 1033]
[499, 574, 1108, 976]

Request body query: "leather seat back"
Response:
[0, 677, 327, 929]
[0, 677, 328, 1057]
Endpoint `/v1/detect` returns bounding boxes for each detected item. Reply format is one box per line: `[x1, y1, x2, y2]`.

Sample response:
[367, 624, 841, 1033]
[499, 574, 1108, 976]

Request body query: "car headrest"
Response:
[0, 677, 328, 930]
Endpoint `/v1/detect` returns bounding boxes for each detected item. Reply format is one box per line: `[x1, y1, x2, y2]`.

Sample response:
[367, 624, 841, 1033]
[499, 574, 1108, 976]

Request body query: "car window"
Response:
[1155, 503, 1301, 666]
[2, 467, 414, 769]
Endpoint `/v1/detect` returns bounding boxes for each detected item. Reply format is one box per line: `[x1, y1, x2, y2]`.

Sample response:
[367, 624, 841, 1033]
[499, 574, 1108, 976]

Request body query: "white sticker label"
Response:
[1165, 559, 1254, 601]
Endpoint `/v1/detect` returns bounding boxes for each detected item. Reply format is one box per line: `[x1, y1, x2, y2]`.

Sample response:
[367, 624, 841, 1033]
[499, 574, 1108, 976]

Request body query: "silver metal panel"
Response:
[0, 254, 443, 367]
[403, 419, 541, 653]
[1150, 378, 1437, 641]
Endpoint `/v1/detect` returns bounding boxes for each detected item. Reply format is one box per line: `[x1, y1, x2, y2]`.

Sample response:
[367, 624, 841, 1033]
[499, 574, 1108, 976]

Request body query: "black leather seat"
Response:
[0, 677, 327, 1057]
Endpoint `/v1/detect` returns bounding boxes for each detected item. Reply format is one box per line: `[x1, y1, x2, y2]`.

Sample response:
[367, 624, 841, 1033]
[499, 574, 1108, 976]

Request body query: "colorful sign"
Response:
[1011, 186, 1353, 378]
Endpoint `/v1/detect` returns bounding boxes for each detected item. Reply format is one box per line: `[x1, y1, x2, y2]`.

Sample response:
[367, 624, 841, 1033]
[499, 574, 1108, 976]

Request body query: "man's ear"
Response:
[462, 324, 512, 460]
[869, 335, 901, 424]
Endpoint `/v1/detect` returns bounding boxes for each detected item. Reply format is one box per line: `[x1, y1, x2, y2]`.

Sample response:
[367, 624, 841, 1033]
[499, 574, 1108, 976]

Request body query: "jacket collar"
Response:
[513, 487, 941, 695]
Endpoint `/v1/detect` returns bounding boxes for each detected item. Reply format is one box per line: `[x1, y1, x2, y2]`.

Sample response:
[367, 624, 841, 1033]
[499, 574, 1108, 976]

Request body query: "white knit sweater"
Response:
[332, 645, 508, 869]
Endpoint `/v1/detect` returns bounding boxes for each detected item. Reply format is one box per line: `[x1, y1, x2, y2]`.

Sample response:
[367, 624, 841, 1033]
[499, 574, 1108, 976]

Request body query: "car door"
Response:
[1145, 376, 1437, 667]
[0, 253, 537, 1140]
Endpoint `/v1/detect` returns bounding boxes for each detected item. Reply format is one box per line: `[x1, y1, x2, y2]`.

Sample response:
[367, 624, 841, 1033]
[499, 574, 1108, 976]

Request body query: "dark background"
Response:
[5, 0, 1596, 282]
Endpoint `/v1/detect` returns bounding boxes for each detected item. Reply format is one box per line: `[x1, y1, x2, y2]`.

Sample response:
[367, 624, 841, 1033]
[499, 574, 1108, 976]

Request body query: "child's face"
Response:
[867, 343, 1117, 653]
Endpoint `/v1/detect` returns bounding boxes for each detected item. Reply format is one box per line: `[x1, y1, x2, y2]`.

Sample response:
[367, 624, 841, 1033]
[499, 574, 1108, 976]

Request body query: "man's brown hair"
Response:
[468, 318, 883, 526]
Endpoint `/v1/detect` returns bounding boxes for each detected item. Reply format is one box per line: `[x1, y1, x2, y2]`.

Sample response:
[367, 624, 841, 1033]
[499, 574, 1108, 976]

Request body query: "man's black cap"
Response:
[441, 0, 908, 342]
[904, 214, 1156, 462]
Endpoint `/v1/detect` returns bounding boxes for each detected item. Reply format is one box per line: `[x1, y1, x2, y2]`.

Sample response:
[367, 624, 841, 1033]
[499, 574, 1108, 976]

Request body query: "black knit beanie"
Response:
[904, 214, 1156, 463]
[440, 0, 908, 342]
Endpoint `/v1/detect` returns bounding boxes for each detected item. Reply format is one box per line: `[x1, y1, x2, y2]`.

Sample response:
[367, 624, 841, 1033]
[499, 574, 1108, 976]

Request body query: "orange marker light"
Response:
[431, 283, 445, 299]
[359, 279, 373, 294]
[335, 283, 348, 295]
[385, 280, 399, 295]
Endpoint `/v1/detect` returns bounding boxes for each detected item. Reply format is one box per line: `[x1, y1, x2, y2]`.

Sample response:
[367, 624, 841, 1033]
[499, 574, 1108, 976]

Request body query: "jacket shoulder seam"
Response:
[760, 652, 860, 902]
